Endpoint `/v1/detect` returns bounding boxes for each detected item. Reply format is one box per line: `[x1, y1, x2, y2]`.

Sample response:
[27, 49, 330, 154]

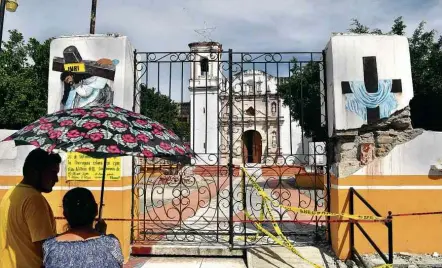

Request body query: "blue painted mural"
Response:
[341, 56, 402, 124]
[345, 80, 398, 121]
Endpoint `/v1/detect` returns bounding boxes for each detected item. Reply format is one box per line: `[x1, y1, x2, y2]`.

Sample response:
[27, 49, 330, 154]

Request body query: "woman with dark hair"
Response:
[42, 188, 123, 268]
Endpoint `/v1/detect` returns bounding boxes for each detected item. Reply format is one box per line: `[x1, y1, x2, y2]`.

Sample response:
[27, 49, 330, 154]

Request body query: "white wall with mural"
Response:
[325, 34, 413, 134]
[48, 34, 134, 114]
[47, 34, 135, 178]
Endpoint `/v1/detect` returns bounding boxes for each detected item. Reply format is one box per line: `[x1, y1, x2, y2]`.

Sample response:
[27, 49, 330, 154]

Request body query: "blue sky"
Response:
[2, 0, 442, 52]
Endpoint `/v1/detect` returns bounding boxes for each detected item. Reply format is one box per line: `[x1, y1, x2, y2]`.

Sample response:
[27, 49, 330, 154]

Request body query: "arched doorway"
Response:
[242, 130, 262, 164]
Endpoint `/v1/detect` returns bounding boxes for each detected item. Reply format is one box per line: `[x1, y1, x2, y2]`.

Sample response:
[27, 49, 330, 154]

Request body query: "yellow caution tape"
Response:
[241, 168, 323, 267]
[244, 210, 323, 268]
[241, 168, 386, 221]
[240, 167, 391, 268]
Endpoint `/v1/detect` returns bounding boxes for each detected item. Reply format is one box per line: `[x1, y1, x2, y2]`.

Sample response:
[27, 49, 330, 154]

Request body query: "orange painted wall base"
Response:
[329, 174, 442, 260]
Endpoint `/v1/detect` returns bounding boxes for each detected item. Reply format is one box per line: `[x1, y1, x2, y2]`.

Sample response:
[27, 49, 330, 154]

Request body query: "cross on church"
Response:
[194, 21, 216, 42]
[52, 46, 116, 81]
[341, 56, 402, 124]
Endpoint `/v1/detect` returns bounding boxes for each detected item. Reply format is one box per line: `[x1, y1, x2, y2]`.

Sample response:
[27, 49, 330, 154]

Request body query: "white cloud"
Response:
[2, 0, 442, 52]
[2, 0, 441, 102]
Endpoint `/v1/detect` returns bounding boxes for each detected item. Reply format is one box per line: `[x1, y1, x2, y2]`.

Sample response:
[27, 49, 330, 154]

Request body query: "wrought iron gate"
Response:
[131, 45, 331, 248]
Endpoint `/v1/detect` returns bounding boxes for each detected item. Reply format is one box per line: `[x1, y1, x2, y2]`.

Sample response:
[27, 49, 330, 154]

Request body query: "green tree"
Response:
[278, 60, 326, 141]
[0, 30, 51, 129]
[348, 19, 370, 34]
[278, 16, 442, 138]
[139, 85, 190, 141]
[390, 16, 406, 35]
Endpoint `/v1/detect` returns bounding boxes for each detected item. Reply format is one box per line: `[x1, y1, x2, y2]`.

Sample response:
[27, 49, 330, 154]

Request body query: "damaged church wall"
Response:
[334, 106, 423, 178]
[325, 34, 442, 259]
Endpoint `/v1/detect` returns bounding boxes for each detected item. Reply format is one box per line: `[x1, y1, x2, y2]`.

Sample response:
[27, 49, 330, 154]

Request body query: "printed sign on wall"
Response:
[66, 152, 121, 181]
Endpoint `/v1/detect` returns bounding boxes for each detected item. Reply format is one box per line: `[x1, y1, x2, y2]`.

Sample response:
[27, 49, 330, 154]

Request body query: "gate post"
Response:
[130, 49, 137, 244]
[228, 49, 234, 246]
[322, 49, 333, 244]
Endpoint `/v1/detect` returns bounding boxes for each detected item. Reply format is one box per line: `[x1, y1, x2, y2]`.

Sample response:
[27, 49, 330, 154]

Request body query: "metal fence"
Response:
[130, 46, 331, 248]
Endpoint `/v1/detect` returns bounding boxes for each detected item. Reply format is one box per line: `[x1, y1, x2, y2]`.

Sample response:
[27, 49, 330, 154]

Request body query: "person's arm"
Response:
[23, 195, 57, 245]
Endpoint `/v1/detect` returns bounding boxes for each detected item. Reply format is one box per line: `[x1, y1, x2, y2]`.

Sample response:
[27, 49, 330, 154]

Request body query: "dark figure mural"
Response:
[52, 46, 119, 110]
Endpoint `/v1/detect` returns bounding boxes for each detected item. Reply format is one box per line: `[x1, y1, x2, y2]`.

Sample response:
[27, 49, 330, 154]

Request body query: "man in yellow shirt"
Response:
[0, 148, 62, 268]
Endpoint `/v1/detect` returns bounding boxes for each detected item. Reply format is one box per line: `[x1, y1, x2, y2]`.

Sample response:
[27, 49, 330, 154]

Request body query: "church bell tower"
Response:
[188, 42, 223, 164]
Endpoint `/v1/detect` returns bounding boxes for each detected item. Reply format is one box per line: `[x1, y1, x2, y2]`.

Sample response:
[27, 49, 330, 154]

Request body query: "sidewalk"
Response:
[125, 257, 246, 268]
[125, 245, 345, 268]
[247, 246, 327, 268]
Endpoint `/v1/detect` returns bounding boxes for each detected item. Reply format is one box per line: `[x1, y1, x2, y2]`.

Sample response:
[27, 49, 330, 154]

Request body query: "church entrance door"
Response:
[242, 130, 262, 164]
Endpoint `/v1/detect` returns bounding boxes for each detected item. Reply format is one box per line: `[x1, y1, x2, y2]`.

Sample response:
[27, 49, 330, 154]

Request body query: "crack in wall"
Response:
[332, 106, 423, 178]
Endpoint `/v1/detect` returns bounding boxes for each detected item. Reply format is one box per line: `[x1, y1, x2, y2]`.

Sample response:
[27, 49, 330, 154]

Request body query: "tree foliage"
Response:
[0, 30, 52, 129]
[278, 16, 442, 138]
[278, 60, 326, 141]
[139, 85, 190, 141]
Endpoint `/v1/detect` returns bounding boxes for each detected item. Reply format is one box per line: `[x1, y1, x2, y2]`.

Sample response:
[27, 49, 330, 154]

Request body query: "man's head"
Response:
[22, 148, 62, 193]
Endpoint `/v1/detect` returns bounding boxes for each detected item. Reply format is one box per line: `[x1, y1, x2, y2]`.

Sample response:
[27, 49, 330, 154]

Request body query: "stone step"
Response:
[131, 244, 244, 257]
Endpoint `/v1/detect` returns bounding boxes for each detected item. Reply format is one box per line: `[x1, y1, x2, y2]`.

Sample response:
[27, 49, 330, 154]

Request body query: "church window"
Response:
[271, 102, 277, 115]
[200, 57, 209, 75]
[256, 81, 262, 94]
[271, 131, 277, 147]
[246, 80, 254, 94]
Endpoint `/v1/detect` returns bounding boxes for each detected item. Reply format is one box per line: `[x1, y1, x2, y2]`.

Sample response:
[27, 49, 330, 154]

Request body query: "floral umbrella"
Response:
[2, 104, 193, 218]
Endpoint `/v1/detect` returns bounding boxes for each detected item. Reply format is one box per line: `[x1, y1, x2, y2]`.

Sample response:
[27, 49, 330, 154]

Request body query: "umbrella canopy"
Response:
[2, 104, 193, 220]
[2, 104, 192, 160]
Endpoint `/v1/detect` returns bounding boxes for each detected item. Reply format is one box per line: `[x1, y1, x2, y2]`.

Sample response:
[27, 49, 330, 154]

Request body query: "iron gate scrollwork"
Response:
[131, 45, 331, 248]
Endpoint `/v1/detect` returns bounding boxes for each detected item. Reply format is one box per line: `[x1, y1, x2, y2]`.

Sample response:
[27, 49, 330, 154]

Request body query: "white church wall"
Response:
[0, 130, 29, 176]
[190, 90, 220, 165]
[280, 105, 311, 165]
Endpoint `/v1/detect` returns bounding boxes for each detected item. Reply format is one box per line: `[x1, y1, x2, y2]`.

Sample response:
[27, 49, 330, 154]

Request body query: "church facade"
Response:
[188, 41, 311, 166]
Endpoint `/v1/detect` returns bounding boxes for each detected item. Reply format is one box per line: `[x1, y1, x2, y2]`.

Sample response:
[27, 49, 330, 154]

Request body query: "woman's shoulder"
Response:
[104, 234, 118, 239]
[42, 236, 58, 253]
[43, 236, 57, 246]
[101, 234, 120, 244]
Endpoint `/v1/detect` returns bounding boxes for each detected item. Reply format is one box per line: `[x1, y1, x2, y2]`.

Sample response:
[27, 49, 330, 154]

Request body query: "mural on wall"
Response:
[48, 39, 127, 181]
[341, 56, 403, 124]
[52, 45, 119, 110]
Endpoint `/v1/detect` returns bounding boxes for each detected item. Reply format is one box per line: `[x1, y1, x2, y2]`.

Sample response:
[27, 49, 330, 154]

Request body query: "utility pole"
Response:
[0, 0, 7, 52]
[89, 0, 97, 34]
